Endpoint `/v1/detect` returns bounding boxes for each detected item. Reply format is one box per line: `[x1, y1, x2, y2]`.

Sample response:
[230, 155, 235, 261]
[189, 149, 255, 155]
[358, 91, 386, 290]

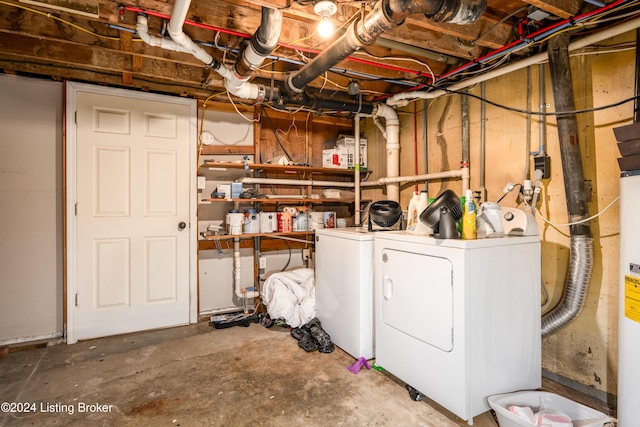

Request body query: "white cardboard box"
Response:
[337, 136, 367, 169]
[322, 149, 346, 168]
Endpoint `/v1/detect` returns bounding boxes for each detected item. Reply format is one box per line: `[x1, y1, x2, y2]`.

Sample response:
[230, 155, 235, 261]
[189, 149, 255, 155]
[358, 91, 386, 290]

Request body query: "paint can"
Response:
[308, 212, 324, 230]
[226, 210, 244, 235]
[243, 209, 259, 234]
[259, 212, 277, 233]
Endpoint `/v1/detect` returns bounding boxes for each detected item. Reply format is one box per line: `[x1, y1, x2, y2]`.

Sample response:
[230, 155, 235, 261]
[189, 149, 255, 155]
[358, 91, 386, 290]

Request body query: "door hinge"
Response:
[74, 111, 77, 124]
[75, 293, 78, 307]
[75, 203, 77, 216]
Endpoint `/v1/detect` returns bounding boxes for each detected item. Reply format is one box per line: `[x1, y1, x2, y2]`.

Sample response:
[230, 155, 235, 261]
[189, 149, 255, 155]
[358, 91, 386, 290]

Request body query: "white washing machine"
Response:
[374, 231, 541, 424]
[315, 227, 375, 360]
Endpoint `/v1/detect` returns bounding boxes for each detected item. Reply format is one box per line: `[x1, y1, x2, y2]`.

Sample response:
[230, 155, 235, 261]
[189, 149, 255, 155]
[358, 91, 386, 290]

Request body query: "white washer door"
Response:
[380, 249, 453, 352]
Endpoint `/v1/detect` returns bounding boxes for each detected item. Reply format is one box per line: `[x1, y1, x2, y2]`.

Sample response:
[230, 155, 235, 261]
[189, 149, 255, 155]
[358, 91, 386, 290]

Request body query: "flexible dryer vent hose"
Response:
[541, 235, 594, 337]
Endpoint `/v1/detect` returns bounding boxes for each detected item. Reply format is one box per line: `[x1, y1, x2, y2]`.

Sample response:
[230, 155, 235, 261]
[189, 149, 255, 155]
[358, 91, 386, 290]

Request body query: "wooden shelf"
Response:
[200, 161, 369, 176]
[198, 231, 314, 251]
[201, 231, 314, 240]
[200, 197, 356, 204]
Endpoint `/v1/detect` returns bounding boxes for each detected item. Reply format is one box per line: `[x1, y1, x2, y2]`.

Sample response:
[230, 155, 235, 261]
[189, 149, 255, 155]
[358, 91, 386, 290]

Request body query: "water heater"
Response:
[618, 170, 640, 426]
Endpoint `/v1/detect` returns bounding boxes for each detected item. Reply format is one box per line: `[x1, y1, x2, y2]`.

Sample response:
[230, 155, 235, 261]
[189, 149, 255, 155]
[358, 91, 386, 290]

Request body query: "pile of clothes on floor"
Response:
[261, 268, 334, 353]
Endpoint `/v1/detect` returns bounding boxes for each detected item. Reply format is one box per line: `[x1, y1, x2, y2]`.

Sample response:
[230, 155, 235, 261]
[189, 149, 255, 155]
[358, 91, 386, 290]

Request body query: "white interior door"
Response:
[67, 83, 196, 342]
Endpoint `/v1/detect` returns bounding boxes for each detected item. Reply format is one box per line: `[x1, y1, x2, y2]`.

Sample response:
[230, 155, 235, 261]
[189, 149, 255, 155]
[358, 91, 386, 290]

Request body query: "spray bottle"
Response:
[462, 189, 477, 240]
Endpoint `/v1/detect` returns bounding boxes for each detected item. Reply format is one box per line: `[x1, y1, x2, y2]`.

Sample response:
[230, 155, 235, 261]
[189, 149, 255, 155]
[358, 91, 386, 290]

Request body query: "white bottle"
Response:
[406, 191, 420, 232]
[413, 190, 433, 235]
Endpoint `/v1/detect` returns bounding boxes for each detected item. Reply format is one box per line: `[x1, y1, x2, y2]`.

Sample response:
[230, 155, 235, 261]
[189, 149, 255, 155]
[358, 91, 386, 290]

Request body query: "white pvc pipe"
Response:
[166, 0, 215, 66]
[360, 169, 464, 186]
[233, 238, 259, 299]
[387, 15, 640, 107]
[354, 114, 361, 225]
[238, 177, 356, 187]
[241, 169, 466, 189]
[461, 166, 470, 193]
[372, 115, 387, 138]
[140, 1, 281, 101]
[373, 103, 400, 202]
[136, 15, 190, 53]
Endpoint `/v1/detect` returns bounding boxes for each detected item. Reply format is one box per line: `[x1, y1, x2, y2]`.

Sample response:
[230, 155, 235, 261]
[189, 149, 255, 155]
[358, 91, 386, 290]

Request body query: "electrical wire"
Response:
[534, 195, 620, 228]
[226, 92, 259, 123]
[432, 85, 640, 117]
[470, 6, 528, 44]
[280, 240, 292, 272]
[430, 0, 636, 86]
[540, 280, 550, 307]
[0, 0, 125, 41]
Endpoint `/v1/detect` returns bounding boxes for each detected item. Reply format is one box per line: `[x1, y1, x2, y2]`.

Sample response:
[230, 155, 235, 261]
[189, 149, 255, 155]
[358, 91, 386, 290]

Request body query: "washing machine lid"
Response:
[315, 226, 375, 242]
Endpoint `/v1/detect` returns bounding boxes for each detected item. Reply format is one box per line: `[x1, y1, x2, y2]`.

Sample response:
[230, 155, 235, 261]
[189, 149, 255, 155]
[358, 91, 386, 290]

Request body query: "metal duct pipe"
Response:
[542, 235, 594, 336]
[461, 92, 470, 166]
[541, 33, 593, 337]
[285, 0, 487, 95]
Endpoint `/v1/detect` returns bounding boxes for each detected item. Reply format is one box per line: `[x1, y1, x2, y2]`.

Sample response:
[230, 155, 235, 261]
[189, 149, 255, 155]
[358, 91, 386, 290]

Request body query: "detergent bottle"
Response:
[412, 190, 433, 235]
[406, 191, 420, 232]
[461, 189, 477, 240]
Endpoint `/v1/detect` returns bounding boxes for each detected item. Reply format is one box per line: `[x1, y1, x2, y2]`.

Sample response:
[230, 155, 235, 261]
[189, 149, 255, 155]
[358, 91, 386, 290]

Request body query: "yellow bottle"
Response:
[462, 189, 477, 240]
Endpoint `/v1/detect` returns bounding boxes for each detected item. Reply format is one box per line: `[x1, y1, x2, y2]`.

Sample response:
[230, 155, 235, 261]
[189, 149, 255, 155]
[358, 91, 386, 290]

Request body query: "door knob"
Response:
[178, 221, 187, 231]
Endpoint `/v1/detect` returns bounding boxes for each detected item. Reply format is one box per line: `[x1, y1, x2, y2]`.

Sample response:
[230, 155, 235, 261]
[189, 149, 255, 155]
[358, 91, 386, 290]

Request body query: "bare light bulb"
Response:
[318, 15, 334, 38]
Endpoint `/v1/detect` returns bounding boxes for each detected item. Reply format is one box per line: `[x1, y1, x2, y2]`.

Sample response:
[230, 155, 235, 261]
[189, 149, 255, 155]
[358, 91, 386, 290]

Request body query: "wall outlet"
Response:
[302, 249, 310, 261]
[259, 256, 267, 270]
[197, 176, 206, 190]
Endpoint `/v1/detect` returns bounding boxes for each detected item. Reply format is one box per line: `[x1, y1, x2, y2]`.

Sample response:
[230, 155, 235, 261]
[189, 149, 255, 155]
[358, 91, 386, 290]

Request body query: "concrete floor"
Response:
[0, 322, 609, 427]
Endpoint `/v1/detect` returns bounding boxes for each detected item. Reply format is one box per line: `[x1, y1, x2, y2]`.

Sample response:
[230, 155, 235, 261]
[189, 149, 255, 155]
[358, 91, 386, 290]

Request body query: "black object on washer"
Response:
[368, 200, 404, 231]
[419, 189, 462, 238]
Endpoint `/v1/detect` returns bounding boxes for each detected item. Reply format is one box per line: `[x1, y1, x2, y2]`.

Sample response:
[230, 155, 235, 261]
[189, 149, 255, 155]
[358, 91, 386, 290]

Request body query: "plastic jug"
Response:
[409, 190, 432, 235]
[477, 202, 505, 238]
[406, 191, 421, 232]
[243, 209, 259, 234]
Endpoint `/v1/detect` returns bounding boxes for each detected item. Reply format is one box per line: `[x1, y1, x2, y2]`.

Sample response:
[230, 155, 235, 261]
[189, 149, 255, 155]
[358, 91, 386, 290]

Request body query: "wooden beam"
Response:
[200, 146, 255, 155]
[118, 29, 133, 85]
[525, 0, 582, 19]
